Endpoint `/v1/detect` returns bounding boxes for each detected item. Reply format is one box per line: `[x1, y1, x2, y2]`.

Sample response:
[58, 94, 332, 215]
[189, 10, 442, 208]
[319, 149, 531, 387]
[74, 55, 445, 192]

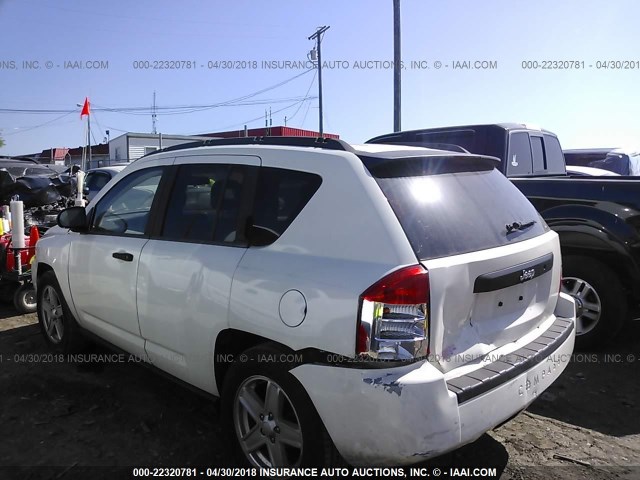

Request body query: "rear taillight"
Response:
[559, 263, 563, 294]
[357, 265, 430, 361]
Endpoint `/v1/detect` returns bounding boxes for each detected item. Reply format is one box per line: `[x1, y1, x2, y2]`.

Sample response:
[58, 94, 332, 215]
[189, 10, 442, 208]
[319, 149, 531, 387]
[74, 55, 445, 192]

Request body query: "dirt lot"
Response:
[1, 308, 639, 480]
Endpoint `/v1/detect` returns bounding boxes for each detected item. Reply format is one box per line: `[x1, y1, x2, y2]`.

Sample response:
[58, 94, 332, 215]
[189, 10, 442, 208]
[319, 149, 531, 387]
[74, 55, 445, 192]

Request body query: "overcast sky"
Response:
[1, 0, 638, 155]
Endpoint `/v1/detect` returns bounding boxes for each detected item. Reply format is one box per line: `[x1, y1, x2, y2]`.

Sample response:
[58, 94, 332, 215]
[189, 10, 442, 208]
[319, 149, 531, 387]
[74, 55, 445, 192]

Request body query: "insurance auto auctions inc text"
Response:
[256, 59, 498, 70]
[196, 466, 498, 478]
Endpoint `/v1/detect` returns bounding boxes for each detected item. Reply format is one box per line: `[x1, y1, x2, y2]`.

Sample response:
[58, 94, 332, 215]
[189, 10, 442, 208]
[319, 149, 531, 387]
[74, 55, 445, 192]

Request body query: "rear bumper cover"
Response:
[291, 293, 575, 466]
[447, 315, 573, 403]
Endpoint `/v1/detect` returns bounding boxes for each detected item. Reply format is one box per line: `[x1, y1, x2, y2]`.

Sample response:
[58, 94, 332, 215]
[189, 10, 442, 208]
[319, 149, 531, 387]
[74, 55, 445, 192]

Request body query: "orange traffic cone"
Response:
[28, 226, 40, 265]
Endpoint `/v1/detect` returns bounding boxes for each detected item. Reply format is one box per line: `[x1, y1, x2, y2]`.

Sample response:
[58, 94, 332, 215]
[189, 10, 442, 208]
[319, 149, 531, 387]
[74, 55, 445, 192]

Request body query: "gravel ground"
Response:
[0, 308, 639, 480]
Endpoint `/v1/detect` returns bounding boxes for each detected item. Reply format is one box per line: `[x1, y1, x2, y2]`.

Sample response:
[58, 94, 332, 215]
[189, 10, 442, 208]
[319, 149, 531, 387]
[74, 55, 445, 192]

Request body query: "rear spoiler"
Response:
[369, 140, 471, 154]
[359, 154, 501, 177]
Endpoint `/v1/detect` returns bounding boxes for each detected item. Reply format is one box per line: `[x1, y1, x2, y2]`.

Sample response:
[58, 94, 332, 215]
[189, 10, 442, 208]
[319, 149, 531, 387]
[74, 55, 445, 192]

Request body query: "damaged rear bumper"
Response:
[290, 293, 576, 466]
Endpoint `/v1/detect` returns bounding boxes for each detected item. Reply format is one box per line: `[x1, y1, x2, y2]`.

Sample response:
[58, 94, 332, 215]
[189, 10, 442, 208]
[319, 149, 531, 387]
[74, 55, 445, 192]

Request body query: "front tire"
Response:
[37, 271, 85, 352]
[561, 256, 627, 349]
[221, 344, 338, 467]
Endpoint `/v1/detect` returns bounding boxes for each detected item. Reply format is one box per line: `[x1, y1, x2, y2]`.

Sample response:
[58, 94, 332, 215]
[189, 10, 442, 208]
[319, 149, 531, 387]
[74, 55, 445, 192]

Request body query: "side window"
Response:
[86, 172, 110, 192]
[84, 172, 97, 190]
[531, 136, 546, 173]
[252, 167, 322, 245]
[507, 132, 533, 176]
[92, 167, 164, 236]
[161, 164, 246, 244]
[543, 134, 566, 174]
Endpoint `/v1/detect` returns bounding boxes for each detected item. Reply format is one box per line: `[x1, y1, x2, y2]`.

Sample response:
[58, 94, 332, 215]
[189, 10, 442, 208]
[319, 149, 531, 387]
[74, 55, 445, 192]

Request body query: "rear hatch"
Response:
[362, 151, 560, 372]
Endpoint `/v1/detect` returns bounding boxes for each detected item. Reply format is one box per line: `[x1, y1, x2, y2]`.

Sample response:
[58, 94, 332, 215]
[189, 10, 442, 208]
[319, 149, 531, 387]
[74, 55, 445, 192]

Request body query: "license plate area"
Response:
[470, 278, 549, 343]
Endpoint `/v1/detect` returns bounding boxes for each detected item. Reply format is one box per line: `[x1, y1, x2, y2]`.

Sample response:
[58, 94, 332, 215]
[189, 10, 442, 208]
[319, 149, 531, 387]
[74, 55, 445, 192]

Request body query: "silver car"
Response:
[83, 165, 127, 202]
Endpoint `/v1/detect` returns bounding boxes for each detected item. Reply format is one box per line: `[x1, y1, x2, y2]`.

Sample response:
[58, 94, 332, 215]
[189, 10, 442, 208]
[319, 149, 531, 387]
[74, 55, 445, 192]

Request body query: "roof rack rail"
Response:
[144, 136, 353, 158]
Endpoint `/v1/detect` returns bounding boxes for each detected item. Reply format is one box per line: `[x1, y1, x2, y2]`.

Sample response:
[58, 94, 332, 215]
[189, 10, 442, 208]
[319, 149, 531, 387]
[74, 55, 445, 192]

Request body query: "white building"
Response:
[109, 133, 212, 162]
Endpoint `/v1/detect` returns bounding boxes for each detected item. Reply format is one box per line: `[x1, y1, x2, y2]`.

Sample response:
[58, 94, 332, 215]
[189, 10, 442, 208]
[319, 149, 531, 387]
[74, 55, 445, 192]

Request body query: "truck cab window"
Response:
[531, 136, 546, 173]
[507, 132, 533, 176]
[543, 134, 567, 175]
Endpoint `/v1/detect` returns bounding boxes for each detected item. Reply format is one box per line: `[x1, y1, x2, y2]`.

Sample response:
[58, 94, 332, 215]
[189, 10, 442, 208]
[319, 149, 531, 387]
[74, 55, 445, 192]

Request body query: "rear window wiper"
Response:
[505, 220, 536, 235]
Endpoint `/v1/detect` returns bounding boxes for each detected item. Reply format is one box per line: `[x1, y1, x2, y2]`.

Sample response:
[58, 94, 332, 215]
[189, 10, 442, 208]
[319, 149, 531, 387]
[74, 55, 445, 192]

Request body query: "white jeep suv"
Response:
[34, 137, 575, 467]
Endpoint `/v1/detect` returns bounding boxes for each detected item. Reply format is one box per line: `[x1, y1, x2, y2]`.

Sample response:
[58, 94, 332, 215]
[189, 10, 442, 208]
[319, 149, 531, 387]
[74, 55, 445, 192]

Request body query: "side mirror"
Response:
[57, 206, 88, 232]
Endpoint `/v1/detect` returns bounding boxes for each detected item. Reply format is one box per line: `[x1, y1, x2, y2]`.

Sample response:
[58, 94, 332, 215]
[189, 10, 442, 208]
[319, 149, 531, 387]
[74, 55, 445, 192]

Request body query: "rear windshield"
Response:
[365, 157, 547, 260]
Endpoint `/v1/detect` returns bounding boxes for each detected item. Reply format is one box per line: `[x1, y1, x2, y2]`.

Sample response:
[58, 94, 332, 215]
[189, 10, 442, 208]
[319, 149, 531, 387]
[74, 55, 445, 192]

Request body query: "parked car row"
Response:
[35, 135, 575, 467]
[564, 147, 640, 175]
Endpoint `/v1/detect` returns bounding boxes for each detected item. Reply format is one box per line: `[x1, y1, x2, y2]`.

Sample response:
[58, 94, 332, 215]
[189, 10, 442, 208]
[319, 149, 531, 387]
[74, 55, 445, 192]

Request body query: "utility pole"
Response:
[308, 25, 330, 137]
[78, 100, 91, 170]
[152, 91, 157, 134]
[88, 114, 92, 169]
[393, 0, 401, 132]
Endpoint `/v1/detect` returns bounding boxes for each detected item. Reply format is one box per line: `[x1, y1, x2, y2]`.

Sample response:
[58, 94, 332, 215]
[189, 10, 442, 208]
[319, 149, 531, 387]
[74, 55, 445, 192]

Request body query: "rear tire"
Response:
[221, 343, 340, 467]
[37, 271, 85, 353]
[562, 256, 627, 349]
[14, 283, 36, 314]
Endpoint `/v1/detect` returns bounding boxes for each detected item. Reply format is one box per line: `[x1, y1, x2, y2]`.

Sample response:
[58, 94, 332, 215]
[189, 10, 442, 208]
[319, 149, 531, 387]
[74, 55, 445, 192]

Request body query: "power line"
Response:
[0, 69, 315, 116]
[300, 100, 313, 129]
[0, 96, 314, 115]
[102, 68, 315, 116]
[0, 108, 78, 115]
[0, 70, 318, 139]
[194, 97, 312, 133]
[3, 112, 76, 136]
[100, 124, 131, 134]
[104, 92, 317, 137]
[287, 70, 317, 123]
[90, 111, 107, 142]
[90, 128, 99, 146]
[94, 95, 318, 116]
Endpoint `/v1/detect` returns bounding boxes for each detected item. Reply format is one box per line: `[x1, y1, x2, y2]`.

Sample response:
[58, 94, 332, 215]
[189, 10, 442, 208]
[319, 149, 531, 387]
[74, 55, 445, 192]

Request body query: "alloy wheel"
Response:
[562, 276, 602, 335]
[40, 285, 65, 344]
[233, 375, 303, 467]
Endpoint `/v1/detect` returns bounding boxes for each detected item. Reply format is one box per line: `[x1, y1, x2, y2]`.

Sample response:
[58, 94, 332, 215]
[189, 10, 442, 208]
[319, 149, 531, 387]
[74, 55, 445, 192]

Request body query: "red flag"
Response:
[80, 97, 90, 118]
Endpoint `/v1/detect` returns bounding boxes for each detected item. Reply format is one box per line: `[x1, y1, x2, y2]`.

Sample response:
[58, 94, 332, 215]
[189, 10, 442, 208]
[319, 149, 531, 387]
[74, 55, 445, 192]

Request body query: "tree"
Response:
[0, 136, 4, 148]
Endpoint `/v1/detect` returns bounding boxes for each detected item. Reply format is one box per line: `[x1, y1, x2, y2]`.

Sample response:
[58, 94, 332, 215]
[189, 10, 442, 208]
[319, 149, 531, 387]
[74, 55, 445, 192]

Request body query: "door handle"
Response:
[112, 252, 134, 262]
